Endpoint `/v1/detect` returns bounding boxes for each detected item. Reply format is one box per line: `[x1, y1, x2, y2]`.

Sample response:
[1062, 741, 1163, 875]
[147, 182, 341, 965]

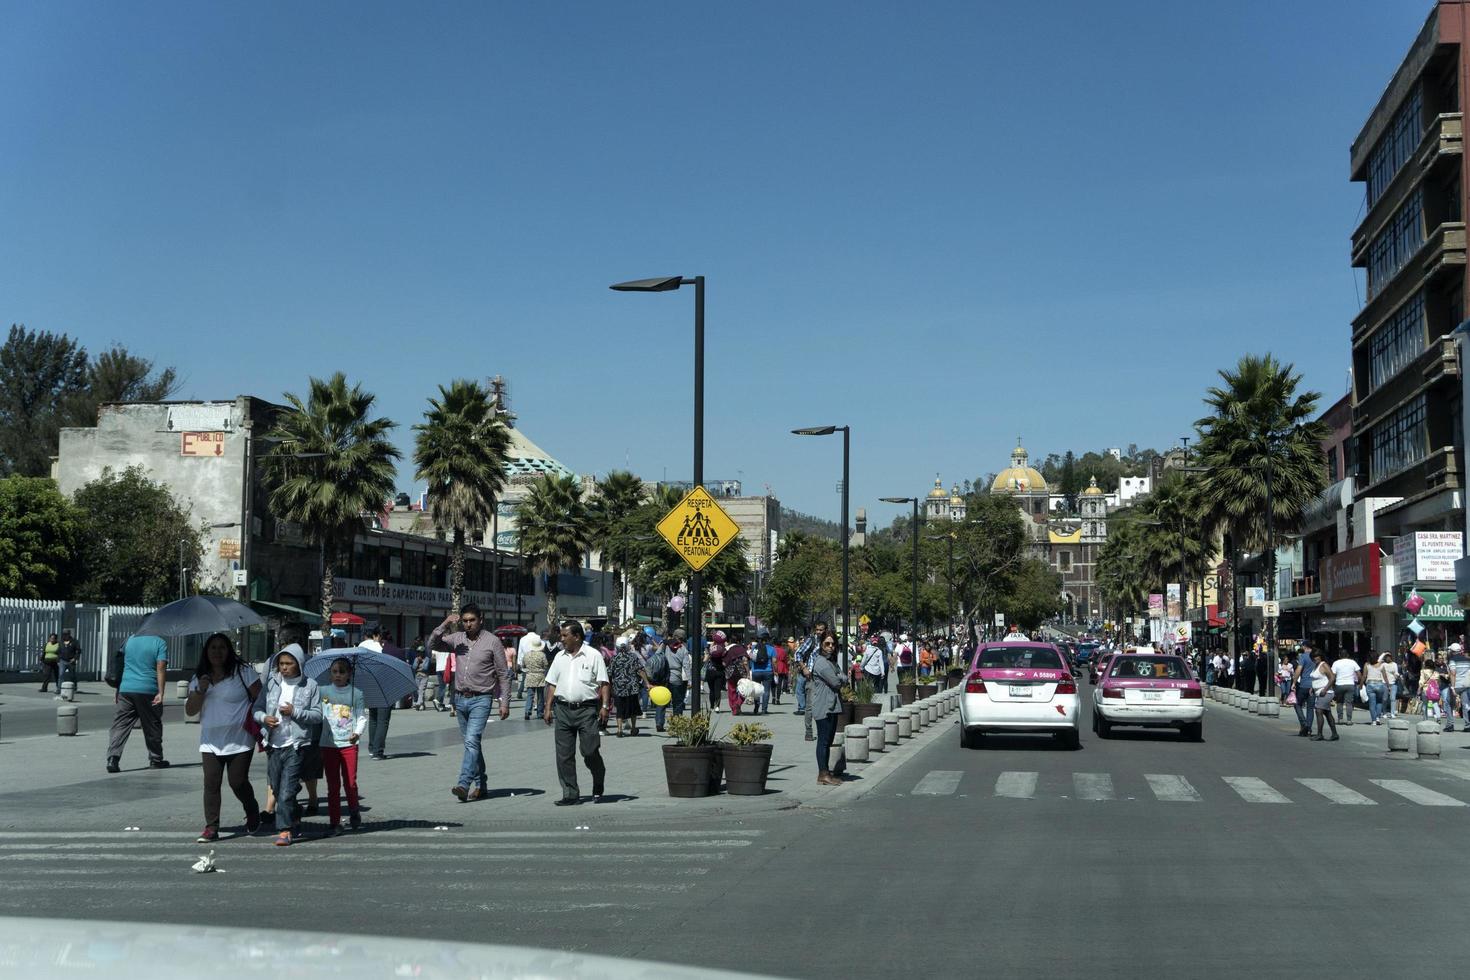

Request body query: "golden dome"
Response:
[927, 476, 947, 499]
[1082, 475, 1104, 496]
[990, 440, 1049, 494]
[949, 486, 964, 506]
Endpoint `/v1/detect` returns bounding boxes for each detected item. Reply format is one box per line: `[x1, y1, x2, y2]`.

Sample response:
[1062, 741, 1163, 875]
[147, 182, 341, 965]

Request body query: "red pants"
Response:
[321, 744, 360, 825]
[726, 679, 745, 714]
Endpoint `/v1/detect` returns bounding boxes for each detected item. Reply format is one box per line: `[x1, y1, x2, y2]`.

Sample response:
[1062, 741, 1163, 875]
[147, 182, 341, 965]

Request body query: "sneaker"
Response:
[349, 810, 361, 830]
[196, 826, 218, 843]
[105, 757, 120, 774]
[274, 832, 292, 847]
[148, 759, 171, 769]
[466, 787, 482, 802]
[553, 797, 580, 806]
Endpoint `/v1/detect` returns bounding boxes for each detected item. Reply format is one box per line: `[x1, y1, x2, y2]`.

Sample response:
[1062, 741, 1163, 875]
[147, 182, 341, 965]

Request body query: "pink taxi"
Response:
[1091, 650, 1203, 741]
[959, 642, 1080, 749]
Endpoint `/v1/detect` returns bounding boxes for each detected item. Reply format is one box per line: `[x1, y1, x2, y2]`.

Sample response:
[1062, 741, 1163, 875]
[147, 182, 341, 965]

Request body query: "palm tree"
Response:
[265, 373, 400, 629]
[515, 474, 592, 626]
[1136, 475, 1215, 625]
[1096, 519, 1149, 628]
[587, 470, 646, 625]
[412, 380, 512, 614]
[1195, 354, 1328, 654]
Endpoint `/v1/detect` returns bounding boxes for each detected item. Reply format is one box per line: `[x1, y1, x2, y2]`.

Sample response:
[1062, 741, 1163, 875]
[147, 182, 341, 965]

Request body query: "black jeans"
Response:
[815, 713, 839, 775]
[201, 750, 258, 829]
[368, 707, 392, 756]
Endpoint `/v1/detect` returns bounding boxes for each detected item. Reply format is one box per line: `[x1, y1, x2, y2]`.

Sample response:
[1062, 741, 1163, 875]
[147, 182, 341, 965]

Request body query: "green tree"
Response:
[64, 345, 178, 426]
[0, 325, 87, 477]
[1096, 517, 1150, 623]
[759, 532, 842, 632]
[413, 379, 511, 613]
[71, 466, 205, 604]
[265, 373, 400, 627]
[0, 476, 80, 598]
[1135, 475, 1214, 608]
[1058, 450, 1080, 512]
[515, 474, 592, 627]
[1001, 558, 1064, 630]
[587, 470, 647, 626]
[949, 494, 1029, 621]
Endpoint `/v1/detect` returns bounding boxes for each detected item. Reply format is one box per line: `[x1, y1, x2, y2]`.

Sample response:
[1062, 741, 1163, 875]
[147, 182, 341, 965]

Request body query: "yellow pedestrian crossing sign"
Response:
[656, 485, 741, 572]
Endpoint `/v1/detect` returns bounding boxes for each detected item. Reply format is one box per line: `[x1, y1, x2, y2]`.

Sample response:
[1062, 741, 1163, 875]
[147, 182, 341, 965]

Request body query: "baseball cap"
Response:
[1451, 642, 1463, 653]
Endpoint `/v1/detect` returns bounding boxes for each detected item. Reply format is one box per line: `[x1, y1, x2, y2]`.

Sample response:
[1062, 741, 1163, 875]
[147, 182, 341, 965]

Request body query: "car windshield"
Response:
[976, 646, 1063, 670]
[1108, 656, 1190, 680]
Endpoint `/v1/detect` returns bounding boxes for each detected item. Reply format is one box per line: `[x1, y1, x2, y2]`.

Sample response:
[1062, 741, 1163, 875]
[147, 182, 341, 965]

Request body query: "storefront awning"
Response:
[249, 600, 322, 624]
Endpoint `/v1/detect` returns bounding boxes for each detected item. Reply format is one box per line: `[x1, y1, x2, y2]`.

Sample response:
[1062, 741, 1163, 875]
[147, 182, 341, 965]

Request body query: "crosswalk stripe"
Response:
[912, 771, 963, 795]
[1222, 777, 1290, 803]
[1369, 779, 1467, 807]
[994, 771, 1038, 799]
[1296, 778, 1376, 805]
[0, 840, 756, 853]
[1072, 773, 1114, 801]
[0, 829, 762, 841]
[0, 851, 736, 865]
[1144, 774, 1200, 802]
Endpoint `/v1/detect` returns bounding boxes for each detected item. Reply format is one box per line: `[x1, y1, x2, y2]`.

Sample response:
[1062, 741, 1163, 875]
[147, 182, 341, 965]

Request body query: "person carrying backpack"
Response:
[750, 630, 774, 715]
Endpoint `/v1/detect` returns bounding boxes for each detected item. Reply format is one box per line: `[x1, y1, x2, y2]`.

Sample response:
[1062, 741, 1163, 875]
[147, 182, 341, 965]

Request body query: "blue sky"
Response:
[1, 0, 1428, 522]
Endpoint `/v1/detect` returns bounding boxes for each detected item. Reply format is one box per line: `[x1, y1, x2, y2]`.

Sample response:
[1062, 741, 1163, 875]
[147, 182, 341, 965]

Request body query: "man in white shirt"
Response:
[1329, 654, 1361, 725]
[517, 626, 542, 701]
[543, 620, 610, 806]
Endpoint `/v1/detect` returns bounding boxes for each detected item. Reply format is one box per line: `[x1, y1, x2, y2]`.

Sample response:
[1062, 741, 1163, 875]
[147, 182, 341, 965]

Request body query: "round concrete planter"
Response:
[853, 702, 882, 723]
[896, 684, 918, 705]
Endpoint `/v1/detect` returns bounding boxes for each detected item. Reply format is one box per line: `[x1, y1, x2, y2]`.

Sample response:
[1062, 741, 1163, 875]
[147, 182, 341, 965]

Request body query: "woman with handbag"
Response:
[1276, 655, 1293, 704]
[184, 633, 264, 843]
[1309, 649, 1339, 742]
[704, 631, 727, 713]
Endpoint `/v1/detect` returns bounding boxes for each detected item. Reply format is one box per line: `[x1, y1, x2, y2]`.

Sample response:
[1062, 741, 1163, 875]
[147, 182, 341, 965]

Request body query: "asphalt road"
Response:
[2, 693, 1464, 979]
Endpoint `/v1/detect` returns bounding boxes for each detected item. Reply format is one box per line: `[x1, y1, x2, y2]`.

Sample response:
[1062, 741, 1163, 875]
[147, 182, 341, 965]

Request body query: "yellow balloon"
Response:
[649, 685, 672, 707]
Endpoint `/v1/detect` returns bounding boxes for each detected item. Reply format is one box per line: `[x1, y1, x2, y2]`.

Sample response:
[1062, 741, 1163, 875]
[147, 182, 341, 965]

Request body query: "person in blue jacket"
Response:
[749, 629, 776, 715]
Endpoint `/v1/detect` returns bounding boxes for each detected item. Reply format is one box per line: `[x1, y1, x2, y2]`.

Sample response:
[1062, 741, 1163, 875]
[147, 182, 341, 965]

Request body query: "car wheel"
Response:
[1096, 714, 1112, 739]
[1090, 711, 1099, 734]
[1184, 721, 1203, 742]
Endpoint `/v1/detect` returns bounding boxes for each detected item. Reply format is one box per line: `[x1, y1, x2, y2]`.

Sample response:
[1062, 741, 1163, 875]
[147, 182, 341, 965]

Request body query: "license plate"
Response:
[1143, 691, 1163, 701]
[1009, 685, 1032, 697]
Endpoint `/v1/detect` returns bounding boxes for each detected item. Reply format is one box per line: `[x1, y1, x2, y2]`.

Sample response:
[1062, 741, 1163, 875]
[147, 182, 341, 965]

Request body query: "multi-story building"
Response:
[1347, 1, 1468, 648]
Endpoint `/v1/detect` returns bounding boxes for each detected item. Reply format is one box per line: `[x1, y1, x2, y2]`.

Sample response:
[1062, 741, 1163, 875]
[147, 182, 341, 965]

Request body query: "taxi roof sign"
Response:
[655, 485, 741, 572]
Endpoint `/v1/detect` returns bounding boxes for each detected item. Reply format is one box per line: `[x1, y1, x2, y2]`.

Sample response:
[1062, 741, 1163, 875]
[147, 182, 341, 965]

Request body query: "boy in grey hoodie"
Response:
[254, 644, 323, 846]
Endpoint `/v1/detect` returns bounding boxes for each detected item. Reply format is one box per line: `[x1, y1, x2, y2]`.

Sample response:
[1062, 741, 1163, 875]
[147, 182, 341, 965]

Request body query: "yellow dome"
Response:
[927, 476, 947, 499]
[990, 441, 1048, 494]
[949, 486, 964, 506]
[1082, 475, 1104, 496]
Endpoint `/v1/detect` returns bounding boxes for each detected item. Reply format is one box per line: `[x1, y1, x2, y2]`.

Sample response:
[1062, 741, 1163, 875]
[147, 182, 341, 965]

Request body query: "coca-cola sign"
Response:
[1321, 543, 1382, 603]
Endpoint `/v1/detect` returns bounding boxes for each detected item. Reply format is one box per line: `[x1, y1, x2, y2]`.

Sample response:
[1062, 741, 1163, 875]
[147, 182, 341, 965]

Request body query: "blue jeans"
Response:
[59, 660, 78, 687]
[523, 685, 546, 720]
[754, 675, 772, 713]
[795, 673, 808, 712]
[266, 745, 303, 833]
[1366, 682, 1388, 723]
[454, 694, 492, 791]
[1292, 686, 1314, 731]
[654, 682, 686, 729]
[815, 713, 838, 775]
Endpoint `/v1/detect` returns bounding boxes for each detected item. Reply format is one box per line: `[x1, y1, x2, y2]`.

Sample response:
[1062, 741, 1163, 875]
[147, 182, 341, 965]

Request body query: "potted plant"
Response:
[663, 712, 721, 798]
[851, 678, 881, 721]
[720, 721, 774, 795]
[837, 684, 856, 726]
[896, 668, 918, 705]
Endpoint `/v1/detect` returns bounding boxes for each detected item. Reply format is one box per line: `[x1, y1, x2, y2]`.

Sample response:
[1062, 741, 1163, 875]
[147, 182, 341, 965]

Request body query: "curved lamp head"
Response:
[792, 426, 838, 436]
[610, 276, 685, 292]
[879, 496, 915, 504]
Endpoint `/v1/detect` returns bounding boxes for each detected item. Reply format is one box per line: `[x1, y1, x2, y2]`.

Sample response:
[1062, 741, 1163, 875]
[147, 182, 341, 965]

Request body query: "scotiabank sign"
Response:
[1321, 544, 1382, 603]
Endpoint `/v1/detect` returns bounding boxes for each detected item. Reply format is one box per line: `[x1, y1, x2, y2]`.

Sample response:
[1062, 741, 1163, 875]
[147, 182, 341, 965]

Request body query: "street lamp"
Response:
[926, 531, 955, 648]
[611, 274, 708, 712]
[792, 425, 850, 655]
[880, 496, 920, 672]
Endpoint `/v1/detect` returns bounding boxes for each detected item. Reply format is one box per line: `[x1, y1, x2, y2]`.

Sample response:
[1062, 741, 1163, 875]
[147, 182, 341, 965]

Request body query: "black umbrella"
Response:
[302, 647, 417, 709]
[136, 595, 266, 637]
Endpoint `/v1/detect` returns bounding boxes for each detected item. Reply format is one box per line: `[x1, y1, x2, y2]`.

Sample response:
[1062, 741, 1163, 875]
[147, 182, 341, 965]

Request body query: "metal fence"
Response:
[0, 599, 198, 679]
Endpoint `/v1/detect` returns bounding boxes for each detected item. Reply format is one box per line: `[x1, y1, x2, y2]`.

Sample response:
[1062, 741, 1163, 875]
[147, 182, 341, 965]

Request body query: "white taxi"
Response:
[1091, 650, 1204, 741]
[959, 641, 1080, 749]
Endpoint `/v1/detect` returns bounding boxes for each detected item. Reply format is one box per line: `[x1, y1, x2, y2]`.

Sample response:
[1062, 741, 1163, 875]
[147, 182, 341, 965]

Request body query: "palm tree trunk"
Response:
[546, 579, 559, 628]
[450, 527, 466, 614]
[320, 536, 336, 640]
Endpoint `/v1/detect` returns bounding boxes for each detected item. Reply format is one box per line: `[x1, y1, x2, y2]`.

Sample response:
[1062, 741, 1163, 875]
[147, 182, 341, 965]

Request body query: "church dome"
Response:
[1082, 475, 1104, 496]
[927, 477, 948, 499]
[949, 486, 965, 506]
[990, 440, 1049, 494]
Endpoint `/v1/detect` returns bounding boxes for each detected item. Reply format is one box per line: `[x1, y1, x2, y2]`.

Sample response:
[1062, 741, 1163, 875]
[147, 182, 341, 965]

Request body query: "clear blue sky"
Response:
[1, 0, 1429, 522]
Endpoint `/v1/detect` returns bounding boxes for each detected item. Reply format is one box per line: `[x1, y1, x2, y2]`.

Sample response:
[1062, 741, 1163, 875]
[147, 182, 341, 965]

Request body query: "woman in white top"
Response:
[1381, 653, 1401, 720]
[1363, 654, 1389, 726]
[1309, 650, 1339, 741]
[183, 633, 263, 843]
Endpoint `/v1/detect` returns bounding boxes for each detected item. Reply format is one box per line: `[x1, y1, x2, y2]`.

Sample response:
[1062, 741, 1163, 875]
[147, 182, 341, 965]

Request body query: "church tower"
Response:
[1080, 475, 1107, 543]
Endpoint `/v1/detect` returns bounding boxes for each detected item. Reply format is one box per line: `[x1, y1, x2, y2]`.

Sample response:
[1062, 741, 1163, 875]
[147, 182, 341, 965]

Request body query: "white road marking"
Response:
[1222, 777, 1290, 804]
[1072, 773, 1114, 801]
[912, 771, 963, 795]
[1144, 774, 1201, 802]
[994, 771, 1038, 799]
[1369, 779, 1467, 807]
[1295, 778, 1376, 805]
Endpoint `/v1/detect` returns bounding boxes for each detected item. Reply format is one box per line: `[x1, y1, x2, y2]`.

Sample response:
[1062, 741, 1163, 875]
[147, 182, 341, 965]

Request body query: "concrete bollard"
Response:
[896, 707, 913, 738]
[1387, 717, 1411, 752]
[829, 729, 846, 772]
[1261, 699, 1280, 718]
[175, 679, 189, 700]
[1248, 696, 1261, 715]
[1416, 721, 1442, 758]
[844, 724, 870, 762]
[865, 716, 886, 753]
[60, 680, 76, 702]
[882, 712, 899, 746]
[930, 701, 941, 724]
[57, 704, 79, 736]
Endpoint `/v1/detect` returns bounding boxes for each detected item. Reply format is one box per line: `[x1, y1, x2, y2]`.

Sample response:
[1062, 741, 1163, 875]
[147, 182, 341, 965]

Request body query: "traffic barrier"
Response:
[57, 704, 79, 736]
[1248, 696, 1261, 715]
[1260, 699, 1280, 718]
[60, 681, 76, 702]
[844, 724, 869, 762]
[1386, 717, 1410, 752]
[829, 729, 845, 772]
[896, 707, 913, 738]
[1416, 721, 1441, 758]
[881, 713, 899, 746]
[925, 701, 937, 725]
[175, 680, 189, 700]
[865, 716, 885, 753]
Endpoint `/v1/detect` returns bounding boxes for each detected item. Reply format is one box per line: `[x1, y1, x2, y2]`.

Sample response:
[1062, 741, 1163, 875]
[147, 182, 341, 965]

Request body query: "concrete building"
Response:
[1347, 1, 1468, 646]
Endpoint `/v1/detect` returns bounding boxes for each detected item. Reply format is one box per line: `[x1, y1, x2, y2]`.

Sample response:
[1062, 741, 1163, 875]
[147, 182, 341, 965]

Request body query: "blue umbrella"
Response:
[302, 647, 416, 709]
[136, 596, 266, 637]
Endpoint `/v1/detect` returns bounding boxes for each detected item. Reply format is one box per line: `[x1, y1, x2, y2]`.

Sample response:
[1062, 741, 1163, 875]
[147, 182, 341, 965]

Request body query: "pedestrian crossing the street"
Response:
[903, 770, 1470, 808]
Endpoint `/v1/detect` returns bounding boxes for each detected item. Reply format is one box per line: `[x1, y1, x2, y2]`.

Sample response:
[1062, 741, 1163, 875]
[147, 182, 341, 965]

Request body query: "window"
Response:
[1058, 550, 1073, 572]
[1368, 291, 1427, 389]
[1369, 394, 1428, 480]
[976, 646, 1063, 670]
[1366, 85, 1424, 208]
[1367, 189, 1424, 299]
[1107, 656, 1190, 680]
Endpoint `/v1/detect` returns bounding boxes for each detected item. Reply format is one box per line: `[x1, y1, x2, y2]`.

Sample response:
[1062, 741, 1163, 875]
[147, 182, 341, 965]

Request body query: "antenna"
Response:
[488, 375, 517, 428]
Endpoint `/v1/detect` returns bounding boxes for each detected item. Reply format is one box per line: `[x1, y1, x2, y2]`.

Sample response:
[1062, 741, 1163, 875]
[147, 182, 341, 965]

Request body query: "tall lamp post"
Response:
[611, 275, 707, 711]
[880, 496, 920, 665]
[792, 425, 850, 657]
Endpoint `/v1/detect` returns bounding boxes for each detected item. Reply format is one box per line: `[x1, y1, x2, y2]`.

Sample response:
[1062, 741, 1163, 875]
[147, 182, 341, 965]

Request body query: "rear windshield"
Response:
[1107, 656, 1190, 680]
[1079, 644, 1097, 655]
[975, 646, 1063, 670]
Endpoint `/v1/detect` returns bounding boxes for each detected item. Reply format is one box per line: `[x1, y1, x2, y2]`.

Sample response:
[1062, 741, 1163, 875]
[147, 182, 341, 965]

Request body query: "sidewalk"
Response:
[0, 682, 948, 833]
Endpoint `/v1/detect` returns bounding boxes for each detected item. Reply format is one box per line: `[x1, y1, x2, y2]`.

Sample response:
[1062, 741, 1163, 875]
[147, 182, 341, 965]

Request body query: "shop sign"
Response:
[1147, 594, 1163, 618]
[337, 577, 497, 613]
[1321, 543, 1382, 603]
[1393, 531, 1463, 584]
[1410, 591, 1464, 622]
